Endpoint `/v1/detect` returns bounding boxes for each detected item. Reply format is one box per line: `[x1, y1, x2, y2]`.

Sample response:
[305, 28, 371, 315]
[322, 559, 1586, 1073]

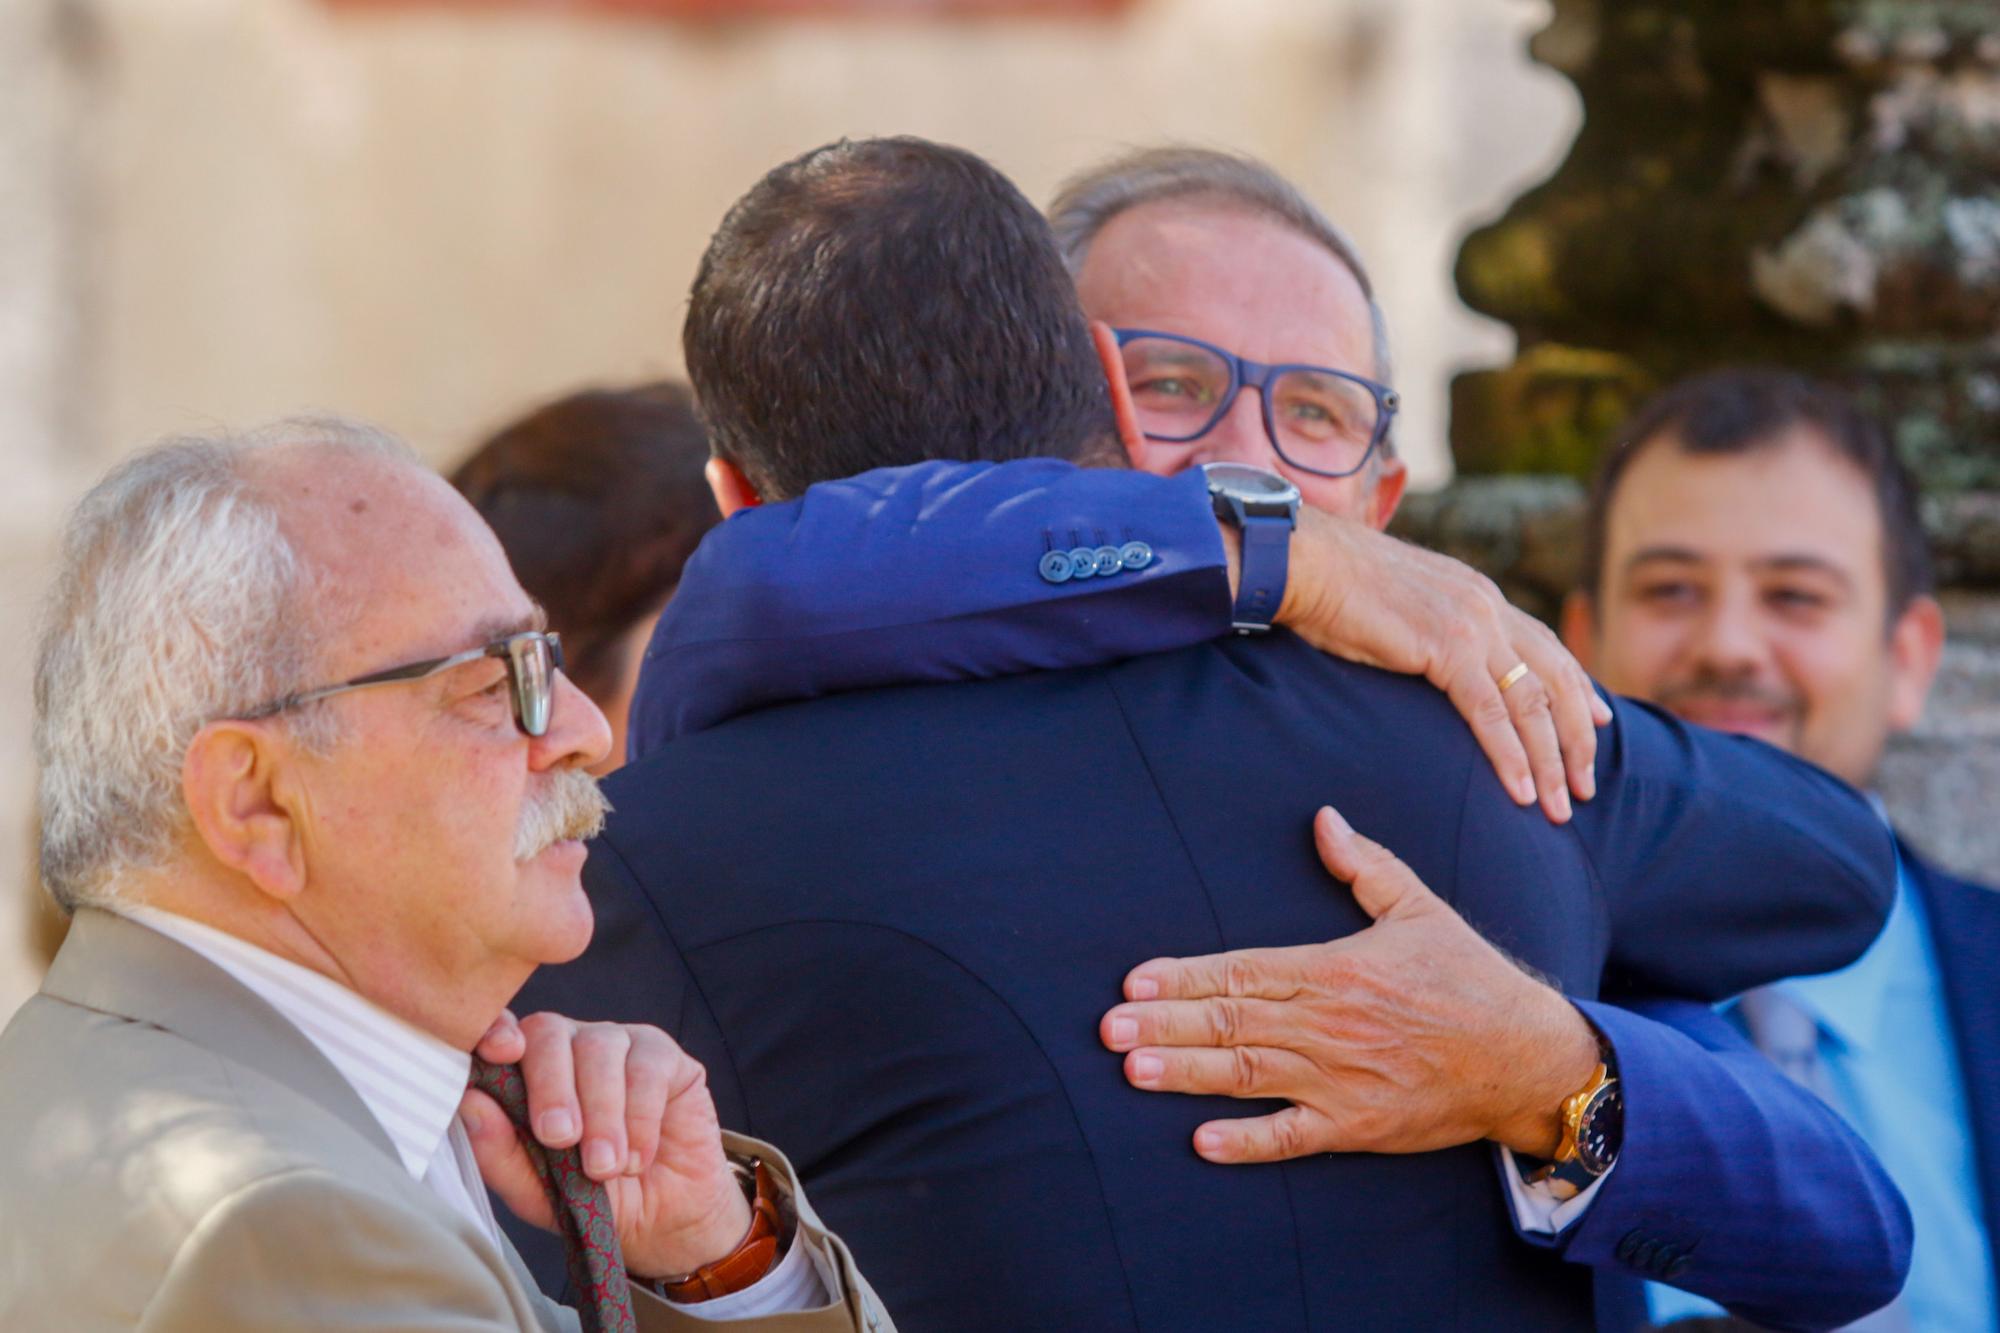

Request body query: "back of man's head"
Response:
[684, 136, 1118, 501]
[1580, 367, 1932, 621]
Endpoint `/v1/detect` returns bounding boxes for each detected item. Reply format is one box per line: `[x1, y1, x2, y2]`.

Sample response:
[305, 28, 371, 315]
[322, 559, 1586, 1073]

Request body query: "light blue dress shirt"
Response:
[1647, 849, 1995, 1331]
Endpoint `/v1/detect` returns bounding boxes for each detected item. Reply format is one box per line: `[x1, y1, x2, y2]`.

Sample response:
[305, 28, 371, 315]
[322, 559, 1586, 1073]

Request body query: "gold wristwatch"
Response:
[1523, 1061, 1623, 1202]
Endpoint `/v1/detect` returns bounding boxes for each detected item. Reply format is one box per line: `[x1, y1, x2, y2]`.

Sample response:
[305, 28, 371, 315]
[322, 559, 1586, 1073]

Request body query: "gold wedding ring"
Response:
[1497, 662, 1531, 694]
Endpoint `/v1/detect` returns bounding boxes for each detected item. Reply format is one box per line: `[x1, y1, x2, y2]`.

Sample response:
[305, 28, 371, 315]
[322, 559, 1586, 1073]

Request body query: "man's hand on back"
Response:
[463, 1011, 754, 1282]
[1225, 508, 1611, 824]
[1099, 804, 1603, 1163]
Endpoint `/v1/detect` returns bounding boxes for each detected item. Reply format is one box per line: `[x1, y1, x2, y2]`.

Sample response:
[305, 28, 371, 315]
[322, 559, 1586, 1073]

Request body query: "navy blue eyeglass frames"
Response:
[1113, 327, 1398, 479]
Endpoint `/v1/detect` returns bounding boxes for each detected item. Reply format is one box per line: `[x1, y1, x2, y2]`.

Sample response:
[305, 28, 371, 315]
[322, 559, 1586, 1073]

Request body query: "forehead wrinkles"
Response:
[259, 451, 527, 676]
[1084, 203, 1374, 372]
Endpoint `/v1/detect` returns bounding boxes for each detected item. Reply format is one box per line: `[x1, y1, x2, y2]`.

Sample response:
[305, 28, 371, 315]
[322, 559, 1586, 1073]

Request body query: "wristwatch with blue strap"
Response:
[1202, 462, 1300, 634]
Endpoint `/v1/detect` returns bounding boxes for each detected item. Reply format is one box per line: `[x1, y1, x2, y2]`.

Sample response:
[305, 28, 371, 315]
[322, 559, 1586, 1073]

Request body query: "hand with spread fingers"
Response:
[1100, 804, 1603, 1164]
[462, 1010, 754, 1282]
[1264, 507, 1610, 825]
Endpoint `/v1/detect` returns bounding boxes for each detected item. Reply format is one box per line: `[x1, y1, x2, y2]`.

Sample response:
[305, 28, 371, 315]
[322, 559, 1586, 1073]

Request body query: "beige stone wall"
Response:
[0, 0, 1572, 1019]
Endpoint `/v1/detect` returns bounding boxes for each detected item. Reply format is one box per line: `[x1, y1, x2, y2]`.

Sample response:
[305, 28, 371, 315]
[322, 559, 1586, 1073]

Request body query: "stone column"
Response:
[1398, 0, 2000, 880]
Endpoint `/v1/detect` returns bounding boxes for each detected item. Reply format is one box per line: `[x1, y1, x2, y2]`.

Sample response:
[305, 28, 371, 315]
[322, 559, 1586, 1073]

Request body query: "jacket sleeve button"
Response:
[1038, 550, 1074, 584]
[1119, 540, 1155, 571]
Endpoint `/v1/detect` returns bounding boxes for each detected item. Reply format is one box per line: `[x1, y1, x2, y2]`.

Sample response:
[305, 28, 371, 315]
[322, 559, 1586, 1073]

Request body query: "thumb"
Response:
[460, 1088, 555, 1232]
[1312, 805, 1438, 922]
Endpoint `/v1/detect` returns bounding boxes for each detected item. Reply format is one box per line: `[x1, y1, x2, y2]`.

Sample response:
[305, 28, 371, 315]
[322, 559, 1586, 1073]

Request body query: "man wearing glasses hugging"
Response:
[515, 140, 1909, 1330]
[0, 421, 891, 1331]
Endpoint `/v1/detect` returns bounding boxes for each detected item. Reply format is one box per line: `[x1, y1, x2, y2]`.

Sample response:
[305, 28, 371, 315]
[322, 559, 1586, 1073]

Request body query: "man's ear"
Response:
[705, 456, 762, 519]
[1089, 321, 1148, 465]
[181, 721, 308, 902]
[1364, 456, 1408, 531]
[1886, 594, 1946, 733]
[1558, 591, 1598, 672]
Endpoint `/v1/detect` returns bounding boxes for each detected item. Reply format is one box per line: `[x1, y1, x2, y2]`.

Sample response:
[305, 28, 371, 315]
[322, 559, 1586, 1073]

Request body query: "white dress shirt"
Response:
[119, 905, 828, 1321]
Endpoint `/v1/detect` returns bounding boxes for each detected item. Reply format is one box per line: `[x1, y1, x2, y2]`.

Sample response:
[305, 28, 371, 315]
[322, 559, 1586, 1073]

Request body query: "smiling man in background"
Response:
[1563, 369, 1999, 1333]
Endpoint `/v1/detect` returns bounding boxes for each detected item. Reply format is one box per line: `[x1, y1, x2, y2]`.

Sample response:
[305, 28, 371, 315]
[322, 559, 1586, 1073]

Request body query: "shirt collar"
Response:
[117, 905, 472, 1181]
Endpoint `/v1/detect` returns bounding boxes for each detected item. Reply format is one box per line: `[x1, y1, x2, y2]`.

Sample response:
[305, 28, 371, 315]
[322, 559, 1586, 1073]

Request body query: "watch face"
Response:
[1201, 462, 1301, 506]
[1576, 1083, 1623, 1175]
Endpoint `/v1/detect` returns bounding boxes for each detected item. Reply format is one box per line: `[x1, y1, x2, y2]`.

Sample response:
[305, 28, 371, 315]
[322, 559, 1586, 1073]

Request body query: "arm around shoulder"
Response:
[1577, 693, 1897, 997]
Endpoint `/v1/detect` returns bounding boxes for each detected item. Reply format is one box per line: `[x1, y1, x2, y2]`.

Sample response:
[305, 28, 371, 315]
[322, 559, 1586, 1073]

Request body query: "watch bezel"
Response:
[1572, 1080, 1623, 1176]
[1201, 462, 1302, 519]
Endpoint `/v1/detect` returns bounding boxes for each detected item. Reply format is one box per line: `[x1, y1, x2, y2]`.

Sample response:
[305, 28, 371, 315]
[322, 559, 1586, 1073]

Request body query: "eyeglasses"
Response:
[239, 631, 566, 737]
[1113, 328, 1399, 479]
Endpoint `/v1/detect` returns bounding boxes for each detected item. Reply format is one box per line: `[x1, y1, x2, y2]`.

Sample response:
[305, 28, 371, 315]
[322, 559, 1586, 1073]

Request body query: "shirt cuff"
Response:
[655, 1228, 831, 1321]
[1496, 1144, 1615, 1236]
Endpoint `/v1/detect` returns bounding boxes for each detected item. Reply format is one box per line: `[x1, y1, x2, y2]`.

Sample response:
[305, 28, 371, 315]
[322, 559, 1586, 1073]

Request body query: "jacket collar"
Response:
[40, 907, 399, 1165]
[1901, 847, 2000, 1274]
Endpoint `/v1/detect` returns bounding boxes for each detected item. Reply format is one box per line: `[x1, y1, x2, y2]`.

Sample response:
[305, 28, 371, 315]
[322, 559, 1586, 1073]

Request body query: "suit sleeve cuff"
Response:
[652, 1229, 831, 1321]
[1495, 1143, 1615, 1240]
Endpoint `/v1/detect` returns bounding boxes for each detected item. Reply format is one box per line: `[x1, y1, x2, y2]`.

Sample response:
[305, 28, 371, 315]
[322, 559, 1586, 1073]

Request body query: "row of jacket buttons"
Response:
[1617, 1228, 1694, 1280]
[1039, 541, 1154, 584]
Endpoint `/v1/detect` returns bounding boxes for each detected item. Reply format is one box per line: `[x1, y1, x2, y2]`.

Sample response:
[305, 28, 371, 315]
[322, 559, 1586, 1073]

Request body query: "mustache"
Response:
[513, 768, 611, 862]
[1654, 675, 1800, 718]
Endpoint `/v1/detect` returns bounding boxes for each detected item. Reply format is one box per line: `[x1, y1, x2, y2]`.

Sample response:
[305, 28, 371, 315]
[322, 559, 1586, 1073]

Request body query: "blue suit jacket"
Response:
[1594, 848, 2000, 1333]
[518, 461, 1906, 1330]
[1917, 854, 2000, 1299]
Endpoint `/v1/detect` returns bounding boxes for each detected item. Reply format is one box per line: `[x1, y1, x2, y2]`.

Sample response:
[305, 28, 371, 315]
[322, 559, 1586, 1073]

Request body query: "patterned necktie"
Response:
[1735, 988, 1911, 1333]
[470, 1058, 638, 1333]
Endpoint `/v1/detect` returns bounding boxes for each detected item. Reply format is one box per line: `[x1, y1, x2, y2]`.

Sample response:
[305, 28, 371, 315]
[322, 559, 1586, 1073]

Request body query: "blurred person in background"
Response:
[1562, 370, 1997, 1333]
[517, 137, 1907, 1331]
[453, 382, 720, 774]
[594, 145, 1915, 1327]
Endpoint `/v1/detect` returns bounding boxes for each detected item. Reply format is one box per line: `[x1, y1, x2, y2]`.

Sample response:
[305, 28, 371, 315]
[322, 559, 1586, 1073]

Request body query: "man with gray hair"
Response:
[1, 417, 886, 1331]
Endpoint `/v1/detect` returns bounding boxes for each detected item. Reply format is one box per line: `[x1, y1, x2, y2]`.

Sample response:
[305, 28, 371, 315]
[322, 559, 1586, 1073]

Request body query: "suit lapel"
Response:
[1905, 850, 2000, 1283]
[42, 908, 401, 1163]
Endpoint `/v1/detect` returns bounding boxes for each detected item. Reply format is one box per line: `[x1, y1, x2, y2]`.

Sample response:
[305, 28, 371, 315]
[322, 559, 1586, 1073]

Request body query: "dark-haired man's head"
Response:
[452, 381, 719, 771]
[1561, 368, 1944, 786]
[685, 136, 1124, 509]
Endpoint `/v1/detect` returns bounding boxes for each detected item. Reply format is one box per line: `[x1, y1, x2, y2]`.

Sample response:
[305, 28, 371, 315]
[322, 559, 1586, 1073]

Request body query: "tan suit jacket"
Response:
[0, 909, 892, 1332]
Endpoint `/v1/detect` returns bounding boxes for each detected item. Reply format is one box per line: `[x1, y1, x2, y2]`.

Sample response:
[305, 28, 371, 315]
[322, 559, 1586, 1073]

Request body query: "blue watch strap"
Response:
[1232, 514, 1290, 633]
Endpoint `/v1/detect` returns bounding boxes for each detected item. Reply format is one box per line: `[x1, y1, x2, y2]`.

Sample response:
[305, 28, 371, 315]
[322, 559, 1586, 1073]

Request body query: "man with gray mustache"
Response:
[0, 417, 890, 1332]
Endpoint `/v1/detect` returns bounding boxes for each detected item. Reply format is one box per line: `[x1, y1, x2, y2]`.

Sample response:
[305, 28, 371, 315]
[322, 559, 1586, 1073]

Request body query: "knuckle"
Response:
[517, 1011, 571, 1045]
[1230, 1046, 1266, 1094]
[1209, 998, 1244, 1046]
[577, 1024, 631, 1059]
[1221, 956, 1260, 998]
[1473, 692, 1512, 728]
[1269, 1115, 1308, 1159]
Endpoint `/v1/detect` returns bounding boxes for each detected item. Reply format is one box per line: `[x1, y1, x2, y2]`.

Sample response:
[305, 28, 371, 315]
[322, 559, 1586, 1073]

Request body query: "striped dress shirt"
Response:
[120, 905, 828, 1321]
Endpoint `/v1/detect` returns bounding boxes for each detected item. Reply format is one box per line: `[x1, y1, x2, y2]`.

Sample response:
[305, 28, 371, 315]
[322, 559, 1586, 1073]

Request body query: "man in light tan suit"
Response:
[0, 418, 892, 1332]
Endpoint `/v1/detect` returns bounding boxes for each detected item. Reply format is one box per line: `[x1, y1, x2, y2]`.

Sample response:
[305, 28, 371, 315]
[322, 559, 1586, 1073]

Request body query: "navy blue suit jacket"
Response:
[1595, 847, 2000, 1333]
[520, 635, 1897, 1331]
[1916, 853, 2000, 1298]
[511, 458, 1906, 1331]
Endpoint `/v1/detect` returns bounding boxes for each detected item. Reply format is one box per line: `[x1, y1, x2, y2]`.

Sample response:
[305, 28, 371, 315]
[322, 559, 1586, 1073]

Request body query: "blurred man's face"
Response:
[1561, 427, 1941, 787]
[1074, 198, 1405, 527]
